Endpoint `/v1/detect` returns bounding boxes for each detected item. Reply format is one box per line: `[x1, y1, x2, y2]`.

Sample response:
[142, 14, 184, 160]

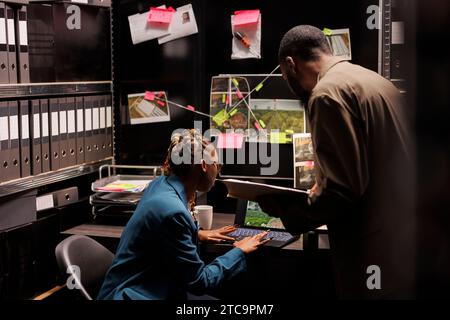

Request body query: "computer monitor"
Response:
[230, 199, 299, 248]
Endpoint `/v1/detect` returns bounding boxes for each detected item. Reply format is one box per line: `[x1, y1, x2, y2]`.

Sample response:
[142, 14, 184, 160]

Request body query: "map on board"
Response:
[210, 75, 306, 144]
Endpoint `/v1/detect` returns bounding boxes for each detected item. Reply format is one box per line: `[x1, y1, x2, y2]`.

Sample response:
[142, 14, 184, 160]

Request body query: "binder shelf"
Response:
[0, 158, 112, 198]
[0, 82, 112, 100]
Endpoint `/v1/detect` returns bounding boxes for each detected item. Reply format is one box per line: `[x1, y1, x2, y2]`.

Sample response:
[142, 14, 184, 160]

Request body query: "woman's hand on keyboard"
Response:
[198, 225, 237, 243]
[233, 231, 271, 254]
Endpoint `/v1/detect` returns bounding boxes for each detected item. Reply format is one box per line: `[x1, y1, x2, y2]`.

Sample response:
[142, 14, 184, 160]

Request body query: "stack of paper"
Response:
[95, 180, 151, 193]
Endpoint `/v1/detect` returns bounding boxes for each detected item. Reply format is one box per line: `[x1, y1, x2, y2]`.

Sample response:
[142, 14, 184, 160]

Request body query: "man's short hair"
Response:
[278, 25, 331, 62]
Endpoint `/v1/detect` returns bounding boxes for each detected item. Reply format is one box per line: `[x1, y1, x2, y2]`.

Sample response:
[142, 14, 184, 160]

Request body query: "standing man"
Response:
[258, 25, 415, 299]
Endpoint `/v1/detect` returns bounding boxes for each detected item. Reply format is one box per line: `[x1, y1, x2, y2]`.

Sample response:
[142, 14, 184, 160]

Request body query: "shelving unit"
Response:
[0, 0, 114, 300]
[0, 81, 112, 99]
[0, 158, 112, 198]
[378, 0, 407, 92]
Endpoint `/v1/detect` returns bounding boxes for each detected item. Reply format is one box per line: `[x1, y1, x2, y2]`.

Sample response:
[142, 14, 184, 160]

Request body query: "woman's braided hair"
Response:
[162, 128, 211, 176]
[162, 129, 212, 209]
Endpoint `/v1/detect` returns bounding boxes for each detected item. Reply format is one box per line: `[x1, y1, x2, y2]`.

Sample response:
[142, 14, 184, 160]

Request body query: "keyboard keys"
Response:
[229, 228, 294, 242]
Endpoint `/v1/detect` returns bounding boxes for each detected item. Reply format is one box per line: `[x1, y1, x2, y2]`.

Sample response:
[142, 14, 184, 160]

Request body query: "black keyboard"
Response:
[229, 228, 294, 242]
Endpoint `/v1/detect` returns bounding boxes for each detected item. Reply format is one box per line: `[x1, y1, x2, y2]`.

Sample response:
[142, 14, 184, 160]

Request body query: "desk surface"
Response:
[62, 213, 304, 250]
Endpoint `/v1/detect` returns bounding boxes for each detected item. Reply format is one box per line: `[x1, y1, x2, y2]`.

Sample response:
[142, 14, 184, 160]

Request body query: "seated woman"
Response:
[97, 129, 268, 300]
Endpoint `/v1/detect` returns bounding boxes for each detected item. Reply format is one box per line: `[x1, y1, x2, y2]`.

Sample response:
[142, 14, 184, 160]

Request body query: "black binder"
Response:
[0, 101, 9, 182]
[98, 95, 107, 159]
[91, 95, 100, 162]
[58, 97, 69, 169]
[49, 98, 60, 171]
[66, 97, 77, 167]
[17, 5, 30, 83]
[83, 96, 93, 163]
[8, 101, 20, 179]
[0, 3, 9, 84]
[106, 94, 113, 157]
[40, 99, 50, 173]
[19, 100, 31, 178]
[30, 100, 42, 175]
[5, 4, 16, 83]
[75, 96, 85, 165]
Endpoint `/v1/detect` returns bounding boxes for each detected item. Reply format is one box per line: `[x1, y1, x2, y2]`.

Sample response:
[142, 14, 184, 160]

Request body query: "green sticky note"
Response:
[212, 109, 230, 126]
[323, 28, 332, 36]
[222, 94, 226, 103]
[285, 129, 294, 134]
[232, 78, 239, 87]
[270, 132, 287, 143]
[255, 83, 264, 92]
[259, 119, 266, 128]
[229, 109, 238, 116]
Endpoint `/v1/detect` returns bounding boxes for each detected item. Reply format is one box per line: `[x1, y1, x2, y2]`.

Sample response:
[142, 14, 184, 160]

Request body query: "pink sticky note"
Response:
[236, 89, 243, 99]
[186, 105, 195, 111]
[144, 91, 155, 101]
[148, 7, 176, 24]
[299, 160, 315, 168]
[225, 95, 230, 106]
[217, 133, 244, 149]
[157, 100, 166, 107]
[304, 161, 314, 167]
[233, 10, 260, 27]
[254, 121, 262, 131]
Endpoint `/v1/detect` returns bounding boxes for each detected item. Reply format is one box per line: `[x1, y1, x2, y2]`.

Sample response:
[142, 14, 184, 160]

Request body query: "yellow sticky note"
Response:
[259, 119, 266, 128]
[229, 109, 238, 116]
[323, 28, 332, 36]
[285, 129, 294, 134]
[270, 132, 287, 143]
[222, 94, 226, 103]
[212, 109, 230, 126]
[255, 83, 263, 92]
[232, 78, 239, 87]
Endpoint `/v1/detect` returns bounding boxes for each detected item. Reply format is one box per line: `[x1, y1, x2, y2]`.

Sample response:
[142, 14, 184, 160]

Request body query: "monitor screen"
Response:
[243, 200, 286, 230]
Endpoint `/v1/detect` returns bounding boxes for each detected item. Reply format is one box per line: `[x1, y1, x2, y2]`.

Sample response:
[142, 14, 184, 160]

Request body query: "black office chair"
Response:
[55, 235, 114, 300]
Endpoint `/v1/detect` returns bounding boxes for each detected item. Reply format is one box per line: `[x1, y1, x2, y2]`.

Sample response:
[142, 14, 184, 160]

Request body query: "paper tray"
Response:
[91, 174, 153, 193]
[92, 205, 136, 216]
[90, 192, 142, 206]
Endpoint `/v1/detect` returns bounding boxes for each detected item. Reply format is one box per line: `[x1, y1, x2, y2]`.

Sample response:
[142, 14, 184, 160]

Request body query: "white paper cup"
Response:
[193, 205, 213, 230]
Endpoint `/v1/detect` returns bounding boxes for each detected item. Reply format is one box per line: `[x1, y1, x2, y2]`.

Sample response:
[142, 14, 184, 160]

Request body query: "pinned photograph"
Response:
[182, 11, 190, 24]
[128, 92, 171, 125]
[128, 5, 171, 45]
[293, 133, 314, 162]
[252, 99, 306, 140]
[158, 4, 199, 44]
[294, 161, 315, 189]
[293, 133, 315, 189]
[324, 28, 352, 61]
[231, 10, 262, 59]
